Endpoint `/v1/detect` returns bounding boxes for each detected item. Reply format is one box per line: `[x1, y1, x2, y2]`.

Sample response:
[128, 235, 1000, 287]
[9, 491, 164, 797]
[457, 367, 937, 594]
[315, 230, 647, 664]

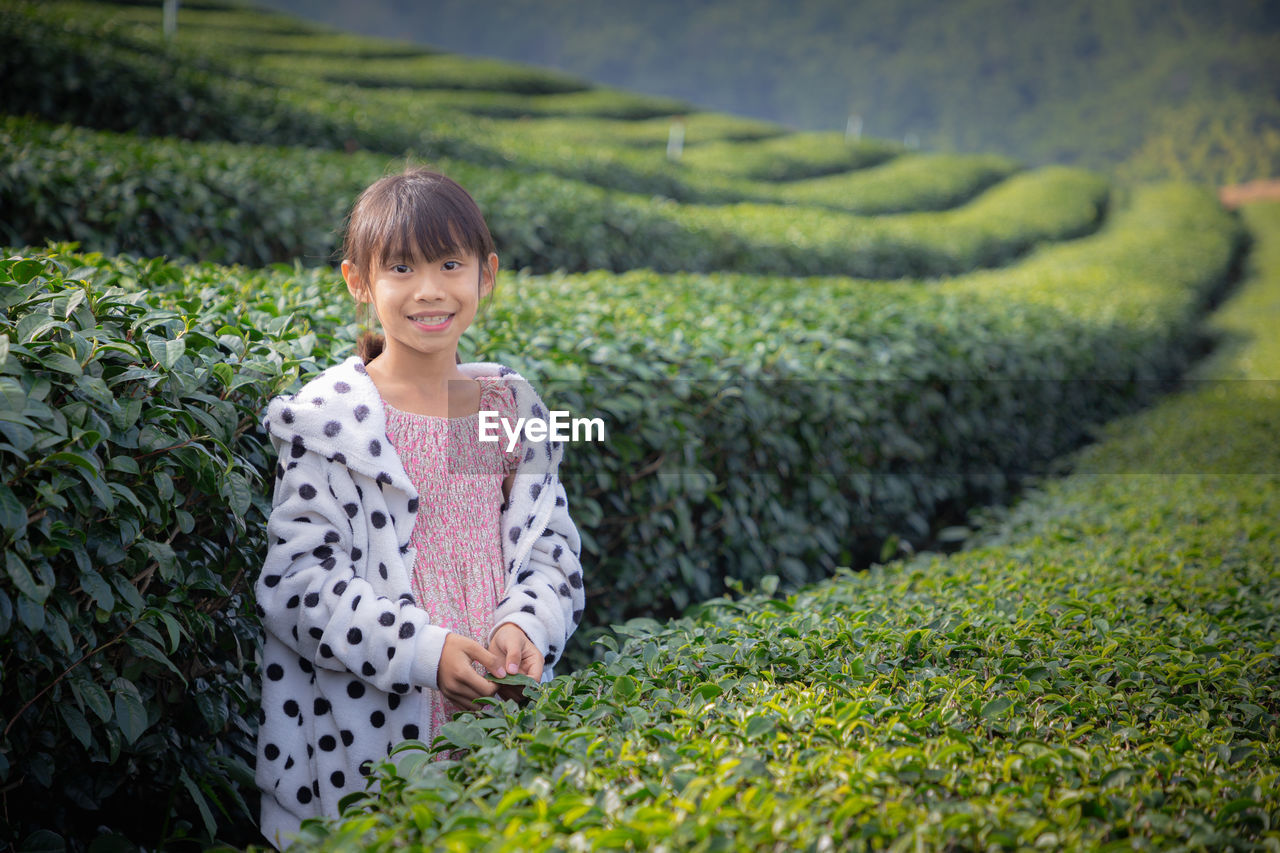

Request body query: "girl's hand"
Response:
[438, 633, 504, 710]
[489, 623, 544, 702]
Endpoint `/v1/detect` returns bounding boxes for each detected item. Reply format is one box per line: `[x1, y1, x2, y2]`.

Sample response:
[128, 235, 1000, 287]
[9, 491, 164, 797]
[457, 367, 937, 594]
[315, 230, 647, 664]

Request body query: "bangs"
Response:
[343, 168, 496, 278]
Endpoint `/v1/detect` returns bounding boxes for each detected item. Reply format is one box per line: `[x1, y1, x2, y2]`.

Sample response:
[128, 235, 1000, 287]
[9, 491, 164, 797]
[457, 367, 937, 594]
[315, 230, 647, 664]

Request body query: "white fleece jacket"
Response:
[254, 356, 584, 849]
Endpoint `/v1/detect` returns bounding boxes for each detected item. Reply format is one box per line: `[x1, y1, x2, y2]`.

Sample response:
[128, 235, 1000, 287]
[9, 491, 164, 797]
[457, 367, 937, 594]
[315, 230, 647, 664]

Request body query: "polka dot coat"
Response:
[254, 356, 584, 848]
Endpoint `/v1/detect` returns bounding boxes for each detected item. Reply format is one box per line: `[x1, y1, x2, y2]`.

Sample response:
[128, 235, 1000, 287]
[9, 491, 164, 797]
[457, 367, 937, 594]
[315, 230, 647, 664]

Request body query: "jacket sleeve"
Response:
[256, 445, 451, 693]
[488, 479, 584, 670]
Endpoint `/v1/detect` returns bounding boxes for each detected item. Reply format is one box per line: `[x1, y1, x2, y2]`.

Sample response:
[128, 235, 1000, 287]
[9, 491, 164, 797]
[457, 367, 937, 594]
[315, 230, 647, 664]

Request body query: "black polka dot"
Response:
[402, 724, 419, 739]
[523, 590, 538, 599]
[525, 515, 535, 528]
[407, 497, 419, 513]
[568, 572, 583, 589]
[378, 612, 395, 627]
[332, 452, 346, 465]
[351, 547, 363, 561]
[354, 404, 370, 421]
[530, 484, 541, 499]
[311, 397, 324, 407]
[369, 439, 382, 457]
[331, 771, 346, 788]
[351, 595, 362, 611]
[359, 760, 373, 776]
[304, 593, 320, 607]
[309, 627, 323, 640]
[313, 544, 332, 559]
[376, 472, 392, 487]
[552, 545, 563, 560]
[319, 735, 337, 751]
[340, 730, 354, 746]
[344, 503, 358, 518]
[525, 447, 535, 462]
[282, 408, 295, 424]
[362, 662, 376, 677]
[267, 663, 284, 681]
[398, 623, 415, 639]
[371, 511, 386, 529]
[321, 557, 336, 571]
[265, 743, 280, 761]
[378, 563, 389, 580]
[573, 609, 583, 623]
[558, 583, 570, 597]
[299, 657, 314, 674]
[388, 694, 401, 710]
[286, 595, 300, 609]
[392, 683, 409, 694]
[334, 381, 351, 394]
[333, 581, 348, 596]
[264, 574, 281, 588]
[347, 627, 363, 644]
[509, 527, 520, 544]
[521, 605, 536, 615]
[347, 681, 366, 699]
[386, 647, 396, 660]
[544, 653, 555, 665]
[324, 420, 342, 437]
[314, 698, 330, 715]
[275, 463, 285, 481]
[297, 786, 312, 805]
[370, 710, 385, 727]
[555, 496, 565, 506]
[283, 700, 299, 717]
[290, 436, 306, 458]
[355, 362, 368, 375]
[319, 643, 333, 658]
[324, 530, 340, 544]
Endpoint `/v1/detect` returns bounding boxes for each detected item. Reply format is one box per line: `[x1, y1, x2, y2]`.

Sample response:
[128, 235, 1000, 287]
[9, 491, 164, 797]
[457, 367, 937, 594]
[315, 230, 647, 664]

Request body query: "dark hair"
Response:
[341, 167, 497, 362]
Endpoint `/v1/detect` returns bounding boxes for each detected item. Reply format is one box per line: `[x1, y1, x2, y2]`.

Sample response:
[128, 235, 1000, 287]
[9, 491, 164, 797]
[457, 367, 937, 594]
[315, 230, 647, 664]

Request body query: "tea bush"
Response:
[281, 203, 1280, 853]
[679, 131, 899, 181]
[0, 251, 342, 850]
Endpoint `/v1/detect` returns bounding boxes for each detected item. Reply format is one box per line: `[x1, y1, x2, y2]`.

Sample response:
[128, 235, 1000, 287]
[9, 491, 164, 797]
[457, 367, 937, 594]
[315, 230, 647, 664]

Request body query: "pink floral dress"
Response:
[382, 377, 522, 737]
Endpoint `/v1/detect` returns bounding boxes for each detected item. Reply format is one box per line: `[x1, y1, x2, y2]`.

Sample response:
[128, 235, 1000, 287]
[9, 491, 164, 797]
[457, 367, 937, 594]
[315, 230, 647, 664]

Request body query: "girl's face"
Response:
[343, 248, 499, 362]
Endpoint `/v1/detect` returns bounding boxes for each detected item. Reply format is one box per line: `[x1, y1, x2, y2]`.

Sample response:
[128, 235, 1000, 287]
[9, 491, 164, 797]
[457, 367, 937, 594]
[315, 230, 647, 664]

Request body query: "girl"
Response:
[253, 168, 585, 848]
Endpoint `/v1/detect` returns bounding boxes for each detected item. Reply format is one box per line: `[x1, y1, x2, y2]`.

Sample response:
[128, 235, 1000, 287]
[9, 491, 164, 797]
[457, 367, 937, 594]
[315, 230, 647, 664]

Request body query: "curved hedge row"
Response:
[765, 152, 1020, 214]
[679, 131, 899, 181]
[0, 117, 1105, 278]
[285, 203, 1280, 853]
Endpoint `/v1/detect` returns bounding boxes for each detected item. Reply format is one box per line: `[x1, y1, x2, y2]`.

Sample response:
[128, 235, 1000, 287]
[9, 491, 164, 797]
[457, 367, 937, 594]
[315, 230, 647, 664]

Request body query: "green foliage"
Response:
[679, 132, 899, 181]
[273, 202, 1280, 853]
[0, 250, 350, 850]
[0, 116, 1101, 277]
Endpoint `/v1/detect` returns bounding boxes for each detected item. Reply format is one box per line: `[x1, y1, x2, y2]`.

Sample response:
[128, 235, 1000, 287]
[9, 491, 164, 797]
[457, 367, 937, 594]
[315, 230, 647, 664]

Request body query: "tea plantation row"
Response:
[4, 1, 1018, 208]
[0, 116, 1104, 276]
[286, 201, 1280, 852]
[0, 182, 1241, 848]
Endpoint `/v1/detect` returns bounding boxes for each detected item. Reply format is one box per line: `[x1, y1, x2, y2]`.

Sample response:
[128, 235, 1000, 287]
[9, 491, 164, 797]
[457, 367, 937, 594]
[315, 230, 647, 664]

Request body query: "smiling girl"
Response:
[253, 168, 584, 848]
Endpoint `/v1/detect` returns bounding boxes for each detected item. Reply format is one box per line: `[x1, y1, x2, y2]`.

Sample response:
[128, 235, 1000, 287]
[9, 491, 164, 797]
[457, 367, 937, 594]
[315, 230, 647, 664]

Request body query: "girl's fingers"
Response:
[461, 636, 505, 678]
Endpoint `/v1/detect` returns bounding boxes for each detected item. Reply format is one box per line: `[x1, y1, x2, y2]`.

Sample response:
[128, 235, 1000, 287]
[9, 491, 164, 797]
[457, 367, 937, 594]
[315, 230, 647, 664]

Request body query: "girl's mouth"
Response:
[408, 313, 454, 332]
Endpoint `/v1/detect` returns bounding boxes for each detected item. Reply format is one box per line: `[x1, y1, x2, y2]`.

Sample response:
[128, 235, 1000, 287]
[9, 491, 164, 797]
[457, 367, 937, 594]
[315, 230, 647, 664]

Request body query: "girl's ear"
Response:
[342, 260, 369, 302]
[480, 252, 499, 297]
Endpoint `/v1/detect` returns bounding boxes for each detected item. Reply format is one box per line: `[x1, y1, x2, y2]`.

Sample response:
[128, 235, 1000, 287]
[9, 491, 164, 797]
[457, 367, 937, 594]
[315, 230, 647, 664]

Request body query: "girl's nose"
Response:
[413, 271, 446, 300]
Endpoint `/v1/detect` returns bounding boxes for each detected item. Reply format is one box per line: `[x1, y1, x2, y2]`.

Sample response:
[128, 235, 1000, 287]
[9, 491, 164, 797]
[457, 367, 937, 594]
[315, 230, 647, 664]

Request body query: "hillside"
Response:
[0, 1, 1276, 850]
[261, 0, 1280, 186]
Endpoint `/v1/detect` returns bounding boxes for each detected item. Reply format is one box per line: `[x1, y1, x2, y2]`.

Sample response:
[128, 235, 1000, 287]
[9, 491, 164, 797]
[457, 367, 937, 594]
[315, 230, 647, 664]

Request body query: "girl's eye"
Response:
[391, 264, 410, 274]
[442, 260, 461, 271]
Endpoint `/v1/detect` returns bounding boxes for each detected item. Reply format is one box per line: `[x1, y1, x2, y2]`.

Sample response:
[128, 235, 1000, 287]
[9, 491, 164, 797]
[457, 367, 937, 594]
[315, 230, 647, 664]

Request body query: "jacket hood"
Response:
[261, 356, 566, 504]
